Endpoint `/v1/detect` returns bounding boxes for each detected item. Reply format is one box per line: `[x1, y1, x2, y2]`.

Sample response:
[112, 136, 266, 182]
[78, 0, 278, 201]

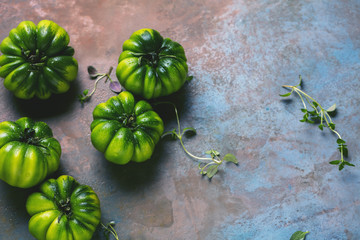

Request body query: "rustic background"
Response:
[0, 0, 359, 239]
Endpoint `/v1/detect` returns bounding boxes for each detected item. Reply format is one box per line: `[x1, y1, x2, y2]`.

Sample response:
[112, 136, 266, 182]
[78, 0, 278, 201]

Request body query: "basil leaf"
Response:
[88, 66, 99, 79]
[88, 65, 97, 75]
[206, 165, 218, 178]
[290, 231, 309, 240]
[109, 81, 122, 93]
[223, 153, 238, 164]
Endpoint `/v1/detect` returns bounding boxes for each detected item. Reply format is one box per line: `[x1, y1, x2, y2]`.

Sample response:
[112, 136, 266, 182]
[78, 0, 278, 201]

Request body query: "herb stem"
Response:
[101, 222, 119, 240]
[293, 88, 307, 110]
[153, 101, 213, 162]
[86, 74, 107, 99]
[105, 66, 114, 83]
[79, 66, 114, 103]
[178, 136, 213, 161]
[154, 101, 238, 178]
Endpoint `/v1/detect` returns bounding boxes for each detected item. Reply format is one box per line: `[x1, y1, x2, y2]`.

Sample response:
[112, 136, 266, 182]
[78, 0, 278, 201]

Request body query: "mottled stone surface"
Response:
[0, 0, 360, 239]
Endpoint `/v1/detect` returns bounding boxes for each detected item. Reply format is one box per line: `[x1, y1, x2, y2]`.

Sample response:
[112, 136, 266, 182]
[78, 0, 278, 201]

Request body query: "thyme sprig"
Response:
[280, 76, 354, 170]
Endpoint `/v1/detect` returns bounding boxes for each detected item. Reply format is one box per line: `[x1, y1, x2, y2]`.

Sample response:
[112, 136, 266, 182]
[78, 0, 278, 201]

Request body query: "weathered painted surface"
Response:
[0, 0, 359, 239]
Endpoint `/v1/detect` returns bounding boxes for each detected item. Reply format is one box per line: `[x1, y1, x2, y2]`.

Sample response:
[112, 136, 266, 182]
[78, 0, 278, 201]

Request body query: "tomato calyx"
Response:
[20, 128, 41, 145]
[132, 50, 177, 68]
[21, 48, 47, 71]
[132, 52, 160, 67]
[118, 114, 137, 130]
[58, 197, 73, 218]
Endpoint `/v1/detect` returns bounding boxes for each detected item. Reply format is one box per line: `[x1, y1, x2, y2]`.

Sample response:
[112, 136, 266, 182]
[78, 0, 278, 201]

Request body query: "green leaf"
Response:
[310, 115, 321, 121]
[296, 75, 302, 87]
[339, 163, 345, 171]
[337, 139, 346, 144]
[306, 119, 315, 124]
[342, 147, 348, 158]
[327, 103, 336, 113]
[290, 231, 309, 240]
[312, 101, 318, 108]
[329, 160, 340, 165]
[344, 161, 355, 167]
[223, 153, 238, 164]
[206, 150, 220, 157]
[279, 92, 292, 97]
[83, 89, 89, 96]
[182, 127, 197, 136]
[307, 110, 317, 116]
[206, 165, 218, 178]
[328, 123, 335, 130]
[318, 124, 324, 131]
[301, 108, 307, 113]
[186, 76, 194, 82]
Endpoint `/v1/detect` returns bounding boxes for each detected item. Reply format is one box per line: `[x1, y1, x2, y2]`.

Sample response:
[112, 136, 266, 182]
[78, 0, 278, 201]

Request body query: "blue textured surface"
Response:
[0, 0, 359, 239]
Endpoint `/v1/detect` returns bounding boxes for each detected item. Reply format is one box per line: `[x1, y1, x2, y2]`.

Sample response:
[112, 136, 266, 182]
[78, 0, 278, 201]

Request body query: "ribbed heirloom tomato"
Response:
[0, 117, 61, 188]
[0, 20, 78, 99]
[26, 175, 101, 240]
[116, 28, 188, 99]
[91, 91, 164, 164]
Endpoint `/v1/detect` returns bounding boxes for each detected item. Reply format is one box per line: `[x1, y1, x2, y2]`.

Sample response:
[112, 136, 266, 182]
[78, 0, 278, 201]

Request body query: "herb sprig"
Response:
[101, 221, 119, 240]
[280, 76, 354, 170]
[156, 102, 238, 178]
[78, 66, 122, 103]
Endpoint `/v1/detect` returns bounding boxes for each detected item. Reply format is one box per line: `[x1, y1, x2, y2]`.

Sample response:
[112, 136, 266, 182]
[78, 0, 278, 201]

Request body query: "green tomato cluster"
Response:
[0, 21, 186, 240]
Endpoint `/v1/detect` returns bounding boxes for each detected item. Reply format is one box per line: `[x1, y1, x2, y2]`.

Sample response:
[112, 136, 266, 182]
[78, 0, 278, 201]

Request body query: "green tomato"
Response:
[91, 91, 164, 164]
[26, 175, 101, 240]
[116, 28, 188, 99]
[0, 20, 78, 99]
[0, 117, 61, 188]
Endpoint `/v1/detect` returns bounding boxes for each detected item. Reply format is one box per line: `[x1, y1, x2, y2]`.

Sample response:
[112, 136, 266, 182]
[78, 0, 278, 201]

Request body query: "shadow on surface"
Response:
[0, 182, 35, 224]
[11, 78, 81, 119]
[148, 82, 190, 123]
[99, 140, 168, 193]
